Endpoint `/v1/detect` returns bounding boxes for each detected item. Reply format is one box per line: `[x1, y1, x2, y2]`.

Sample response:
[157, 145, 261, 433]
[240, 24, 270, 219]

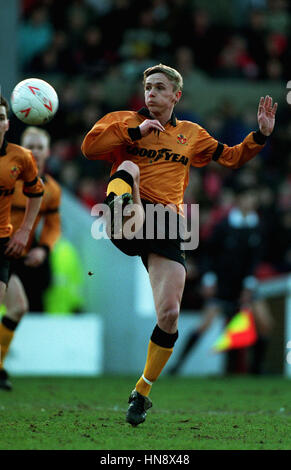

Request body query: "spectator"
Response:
[78, 25, 107, 75]
[174, 46, 208, 107]
[119, 7, 171, 79]
[216, 35, 259, 79]
[244, 8, 267, 79]
[265, 0, 290, 34]
[177, 9, 226, 75]
[19, 5, 54, 68]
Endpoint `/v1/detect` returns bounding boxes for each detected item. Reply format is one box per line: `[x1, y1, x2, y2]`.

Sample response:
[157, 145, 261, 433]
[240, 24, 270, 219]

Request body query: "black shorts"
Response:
[110, 199, 187, 271]
[0, 238, 11, 285]
[9, 257, 27, 279]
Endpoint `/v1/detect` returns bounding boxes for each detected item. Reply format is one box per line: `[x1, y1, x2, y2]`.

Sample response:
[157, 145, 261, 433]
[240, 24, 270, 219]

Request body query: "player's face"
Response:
[0, 105, 9, 137]
[144, 73, 181, 115]
[22, 133, 50, 175]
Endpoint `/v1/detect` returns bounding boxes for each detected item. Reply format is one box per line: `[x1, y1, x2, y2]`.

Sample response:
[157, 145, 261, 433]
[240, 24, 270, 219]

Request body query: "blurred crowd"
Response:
[9, 0, 291, 305]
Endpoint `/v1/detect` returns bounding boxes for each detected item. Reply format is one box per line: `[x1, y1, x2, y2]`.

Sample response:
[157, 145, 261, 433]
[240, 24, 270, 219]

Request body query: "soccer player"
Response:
[0, 126, 61, 390]
[0, 96, 44, 387]
[81, 64, 277, 426]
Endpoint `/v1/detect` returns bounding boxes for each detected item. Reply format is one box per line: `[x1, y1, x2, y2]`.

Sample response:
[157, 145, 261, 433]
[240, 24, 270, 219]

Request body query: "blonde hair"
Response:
[21, 126, 51, 146]
[143, 64, 183, 92]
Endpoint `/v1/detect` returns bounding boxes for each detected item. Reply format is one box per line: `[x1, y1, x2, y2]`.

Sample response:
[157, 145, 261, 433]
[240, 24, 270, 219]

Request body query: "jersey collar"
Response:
[0, 139, 8, 156]
[137, 107, 177, 127]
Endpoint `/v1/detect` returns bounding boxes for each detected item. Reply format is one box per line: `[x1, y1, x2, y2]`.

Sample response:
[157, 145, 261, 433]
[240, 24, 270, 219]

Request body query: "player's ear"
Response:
[6, 119, 10, 131]
[174, 90, 182, 105]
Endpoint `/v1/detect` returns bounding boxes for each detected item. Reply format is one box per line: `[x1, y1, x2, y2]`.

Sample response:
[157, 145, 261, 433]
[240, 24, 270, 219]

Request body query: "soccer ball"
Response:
[10, 78, 59, 125]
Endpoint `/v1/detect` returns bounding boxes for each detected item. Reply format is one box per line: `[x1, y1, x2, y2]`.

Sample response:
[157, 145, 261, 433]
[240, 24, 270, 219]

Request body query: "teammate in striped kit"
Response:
[0, 126, 61, 390]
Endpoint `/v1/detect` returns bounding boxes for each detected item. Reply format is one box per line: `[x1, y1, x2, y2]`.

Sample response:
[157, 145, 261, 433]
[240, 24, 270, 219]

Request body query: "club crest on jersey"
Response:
[10, 166, 20, 178]
[177, 134, 187, 145]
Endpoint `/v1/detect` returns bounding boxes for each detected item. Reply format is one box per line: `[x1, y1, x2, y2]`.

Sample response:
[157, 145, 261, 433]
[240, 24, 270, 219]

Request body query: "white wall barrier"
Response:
[4, 313, 103, 376]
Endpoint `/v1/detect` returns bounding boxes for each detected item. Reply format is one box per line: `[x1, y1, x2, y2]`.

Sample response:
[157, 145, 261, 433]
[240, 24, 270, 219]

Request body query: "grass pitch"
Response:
[0, 375, 290, 450]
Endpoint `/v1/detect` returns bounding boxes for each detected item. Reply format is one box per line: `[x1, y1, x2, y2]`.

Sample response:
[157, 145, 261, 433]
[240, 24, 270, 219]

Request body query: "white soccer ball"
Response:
[10, 78, 59, 125]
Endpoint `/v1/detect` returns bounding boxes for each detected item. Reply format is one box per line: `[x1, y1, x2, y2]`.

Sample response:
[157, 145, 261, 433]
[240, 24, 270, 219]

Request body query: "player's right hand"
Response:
[139, 119, 165, 137]
[4, 228, 30, 258]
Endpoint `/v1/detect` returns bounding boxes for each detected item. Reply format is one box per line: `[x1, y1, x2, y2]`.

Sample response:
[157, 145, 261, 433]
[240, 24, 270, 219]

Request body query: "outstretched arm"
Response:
[192, 95, 278, 170]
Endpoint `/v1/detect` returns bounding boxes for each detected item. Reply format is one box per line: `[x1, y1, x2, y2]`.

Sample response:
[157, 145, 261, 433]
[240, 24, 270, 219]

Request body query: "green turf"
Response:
[0, 375, 290, 450]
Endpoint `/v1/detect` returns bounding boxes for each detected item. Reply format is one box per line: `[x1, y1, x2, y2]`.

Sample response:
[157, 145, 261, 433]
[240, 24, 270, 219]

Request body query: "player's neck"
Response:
[149, 109, 173, 127]
[0, 134, 4, 149]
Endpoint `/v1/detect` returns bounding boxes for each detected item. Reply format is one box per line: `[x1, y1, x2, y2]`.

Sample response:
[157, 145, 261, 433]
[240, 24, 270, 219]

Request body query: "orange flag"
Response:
[212, 309, 257, 352]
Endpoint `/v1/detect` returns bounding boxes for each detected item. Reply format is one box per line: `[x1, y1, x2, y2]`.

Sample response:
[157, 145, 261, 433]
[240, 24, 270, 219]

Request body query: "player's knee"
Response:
[158, 306, 179, 331]
[9, 298, 28, 322]
[118, 160, 140, 183]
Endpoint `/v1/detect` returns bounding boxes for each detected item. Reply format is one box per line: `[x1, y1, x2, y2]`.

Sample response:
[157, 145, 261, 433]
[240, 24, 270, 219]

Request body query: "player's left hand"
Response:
[4, 227, 30, 258]
[257, 95, 278, 136]
[24, 247, 47, 267]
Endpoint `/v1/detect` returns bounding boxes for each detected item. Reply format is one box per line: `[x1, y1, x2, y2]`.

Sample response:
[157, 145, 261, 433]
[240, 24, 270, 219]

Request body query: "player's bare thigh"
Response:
[148, 253, 186, 334]
[4, 274, 29, 322]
